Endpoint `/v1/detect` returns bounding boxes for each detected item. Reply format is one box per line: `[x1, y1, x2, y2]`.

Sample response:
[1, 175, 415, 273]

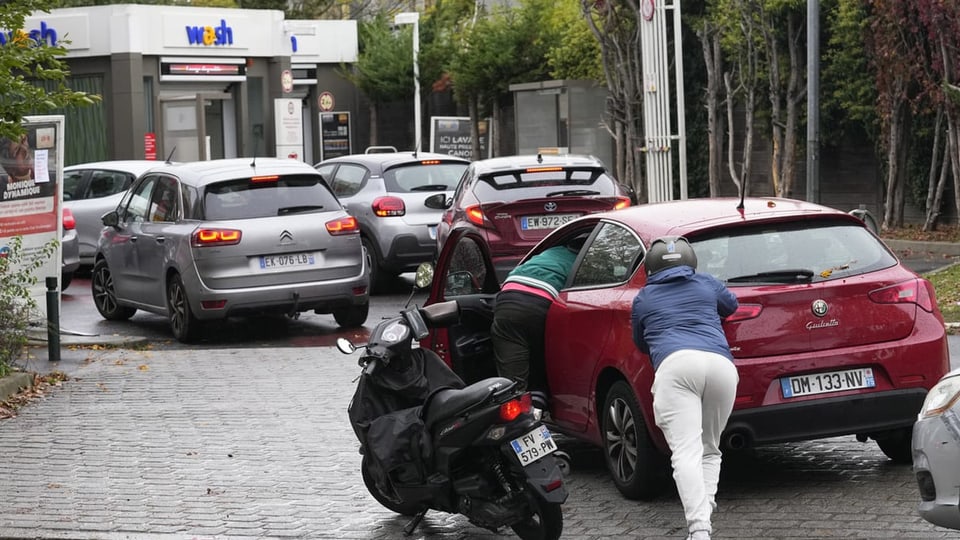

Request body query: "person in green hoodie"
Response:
[491, 237, 583, 400]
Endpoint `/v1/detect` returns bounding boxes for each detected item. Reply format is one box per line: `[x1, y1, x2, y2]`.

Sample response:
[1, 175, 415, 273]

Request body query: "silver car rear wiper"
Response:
[726, 269, 815, 283]
[278, 205, 325, 215]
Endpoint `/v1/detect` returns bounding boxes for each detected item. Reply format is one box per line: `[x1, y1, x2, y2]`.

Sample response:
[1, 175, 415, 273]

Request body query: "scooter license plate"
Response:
[510, 425, 557, 466]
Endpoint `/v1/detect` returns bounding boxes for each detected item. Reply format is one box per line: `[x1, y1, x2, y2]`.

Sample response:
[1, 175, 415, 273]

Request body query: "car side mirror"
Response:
[424, 193, 448, 210]
[101, 210, 119, 228]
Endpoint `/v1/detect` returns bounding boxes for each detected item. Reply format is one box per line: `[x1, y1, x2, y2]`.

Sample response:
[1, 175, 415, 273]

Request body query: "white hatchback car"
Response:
[92, 158, 369, 343]
[913, 367, 960, 530]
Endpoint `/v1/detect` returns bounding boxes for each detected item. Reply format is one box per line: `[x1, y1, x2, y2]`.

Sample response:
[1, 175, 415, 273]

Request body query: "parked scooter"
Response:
[341, 299, 568, 539]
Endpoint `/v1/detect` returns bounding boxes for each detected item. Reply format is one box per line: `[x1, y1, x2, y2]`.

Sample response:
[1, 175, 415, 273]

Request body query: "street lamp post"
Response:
[394, 12, 421, 151]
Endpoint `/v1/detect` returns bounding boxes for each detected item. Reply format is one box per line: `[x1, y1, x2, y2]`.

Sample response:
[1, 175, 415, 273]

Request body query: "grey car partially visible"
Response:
[314, 151, 469, 291]
[92, 158, 369, 343]
[64, 160, 161, 267]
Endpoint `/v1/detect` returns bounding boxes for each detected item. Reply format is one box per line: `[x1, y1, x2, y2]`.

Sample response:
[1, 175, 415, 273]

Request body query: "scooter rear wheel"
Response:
[360, 456, 426, 516]
[510, 492, 563, 540]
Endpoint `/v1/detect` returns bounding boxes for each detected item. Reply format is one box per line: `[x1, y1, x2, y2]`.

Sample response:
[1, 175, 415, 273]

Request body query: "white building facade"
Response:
[22, 4, 358, 165]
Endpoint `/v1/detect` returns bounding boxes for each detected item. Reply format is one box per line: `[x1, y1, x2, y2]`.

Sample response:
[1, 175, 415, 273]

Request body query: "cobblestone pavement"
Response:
[1, 346, 959, 540]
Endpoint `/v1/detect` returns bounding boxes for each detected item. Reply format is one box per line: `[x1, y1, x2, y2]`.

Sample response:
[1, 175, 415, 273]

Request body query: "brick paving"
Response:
[1, 346, 959, 540]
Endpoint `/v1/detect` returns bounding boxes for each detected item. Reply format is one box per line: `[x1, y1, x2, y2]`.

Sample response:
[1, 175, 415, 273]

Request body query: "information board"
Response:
[319, 111, 351, 160]
[0, 115, 64, 319]
[430, 116, 491, 159]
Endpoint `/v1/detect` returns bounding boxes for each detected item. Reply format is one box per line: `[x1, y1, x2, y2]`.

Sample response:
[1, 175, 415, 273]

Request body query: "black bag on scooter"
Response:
[349, 347, 464, 486]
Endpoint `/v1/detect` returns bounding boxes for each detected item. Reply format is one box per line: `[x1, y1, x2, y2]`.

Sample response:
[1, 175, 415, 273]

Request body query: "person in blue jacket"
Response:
[631, 236, 739, 540]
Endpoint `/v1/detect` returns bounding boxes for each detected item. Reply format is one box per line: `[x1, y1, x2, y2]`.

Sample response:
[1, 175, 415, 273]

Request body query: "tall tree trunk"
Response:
[949, 115, 960, 226]
[922, 107, 944, 231]
[761, 5, 784, 197]
[881, 100, 901, 230]
[369, 101, 379, 147]
[468, 96, 479, 159]
[781, 12, 803, 199]
[699, 21, 723, 197]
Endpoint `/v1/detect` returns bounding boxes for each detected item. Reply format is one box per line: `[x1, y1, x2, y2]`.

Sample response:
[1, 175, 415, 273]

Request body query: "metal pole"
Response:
[806, 0, 820, 203]
[45, 276, 60, 362]
[413, 18, 421, 152]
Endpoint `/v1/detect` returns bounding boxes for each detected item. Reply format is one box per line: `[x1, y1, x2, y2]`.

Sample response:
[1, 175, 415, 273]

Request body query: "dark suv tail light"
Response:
[372, 196, 405, 217]
[868, 278, 935, 312]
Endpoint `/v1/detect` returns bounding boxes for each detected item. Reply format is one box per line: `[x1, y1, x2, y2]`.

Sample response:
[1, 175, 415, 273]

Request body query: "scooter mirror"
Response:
[414, 263, 434, 289]
[336, 338, 356, 354]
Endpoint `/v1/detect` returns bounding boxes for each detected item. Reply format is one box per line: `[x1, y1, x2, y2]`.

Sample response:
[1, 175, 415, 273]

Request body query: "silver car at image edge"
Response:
[913, 366, 960, 530]
[92, 158, 369, 343]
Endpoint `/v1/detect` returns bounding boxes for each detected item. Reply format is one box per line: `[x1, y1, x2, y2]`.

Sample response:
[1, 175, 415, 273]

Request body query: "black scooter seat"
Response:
[423, 377, 515, 430]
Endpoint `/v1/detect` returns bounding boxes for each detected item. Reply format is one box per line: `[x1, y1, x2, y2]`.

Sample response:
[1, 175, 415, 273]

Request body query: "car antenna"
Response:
[164, 147, 176, 165]
[736, 182, 746, 216]
[537, 153, 543, 163]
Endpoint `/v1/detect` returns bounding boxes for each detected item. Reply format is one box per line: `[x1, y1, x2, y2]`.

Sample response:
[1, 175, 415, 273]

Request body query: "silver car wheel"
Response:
[91, 259, 135, 321]
[167, 274, 199, 343]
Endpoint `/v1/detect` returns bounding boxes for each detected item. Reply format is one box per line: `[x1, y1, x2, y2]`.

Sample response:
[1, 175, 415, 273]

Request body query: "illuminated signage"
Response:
[0, 21, 58, 47]
[159, 57, 246, 82]
[185, 19, 233, 46]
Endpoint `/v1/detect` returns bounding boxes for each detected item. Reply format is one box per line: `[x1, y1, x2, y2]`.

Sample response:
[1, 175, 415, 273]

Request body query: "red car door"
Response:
[544, 220, 645, 433]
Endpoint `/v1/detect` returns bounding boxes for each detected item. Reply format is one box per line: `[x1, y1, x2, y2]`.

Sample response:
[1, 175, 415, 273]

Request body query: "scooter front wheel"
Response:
[360, 456, 426, 516]
[510, 492, 563, 540]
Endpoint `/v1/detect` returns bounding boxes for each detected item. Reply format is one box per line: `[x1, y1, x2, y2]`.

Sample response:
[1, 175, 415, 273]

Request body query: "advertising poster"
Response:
[274, 98, 304, 161]
[319, 111, 351, 160]
[430, 116, 491, 159]
[0, 116, 64, 319]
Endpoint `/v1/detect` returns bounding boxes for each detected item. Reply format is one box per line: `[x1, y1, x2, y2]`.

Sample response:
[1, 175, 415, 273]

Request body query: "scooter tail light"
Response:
[499, 393, 532, 422]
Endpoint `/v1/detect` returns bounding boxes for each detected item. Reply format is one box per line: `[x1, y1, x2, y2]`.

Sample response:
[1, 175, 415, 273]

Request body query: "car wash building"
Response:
[21, 4, 358, 165]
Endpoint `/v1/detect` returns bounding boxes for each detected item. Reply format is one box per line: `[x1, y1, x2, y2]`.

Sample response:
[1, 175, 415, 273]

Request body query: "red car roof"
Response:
[594, 197, 859, 239]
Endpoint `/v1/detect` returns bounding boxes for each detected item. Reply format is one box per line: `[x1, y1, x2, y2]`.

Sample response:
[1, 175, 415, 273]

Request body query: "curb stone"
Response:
[0, 371, 32, 403]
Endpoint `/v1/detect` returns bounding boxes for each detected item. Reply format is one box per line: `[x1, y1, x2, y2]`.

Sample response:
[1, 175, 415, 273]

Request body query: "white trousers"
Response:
[652, 350, 739, 535]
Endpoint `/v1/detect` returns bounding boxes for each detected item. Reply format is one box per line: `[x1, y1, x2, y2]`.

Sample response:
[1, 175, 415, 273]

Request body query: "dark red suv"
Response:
[431, 154, 631, 281]
[422, 197, 950, 500]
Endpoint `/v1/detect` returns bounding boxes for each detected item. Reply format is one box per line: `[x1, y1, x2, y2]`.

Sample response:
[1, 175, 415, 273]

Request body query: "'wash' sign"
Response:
[185, 19, 233, 46]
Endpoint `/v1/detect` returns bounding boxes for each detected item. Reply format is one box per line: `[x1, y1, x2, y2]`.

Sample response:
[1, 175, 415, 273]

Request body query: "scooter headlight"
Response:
[377, 319, 410, 344]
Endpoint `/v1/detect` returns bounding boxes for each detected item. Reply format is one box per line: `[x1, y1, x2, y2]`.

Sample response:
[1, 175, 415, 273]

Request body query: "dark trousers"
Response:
[491, 290, 552, 393]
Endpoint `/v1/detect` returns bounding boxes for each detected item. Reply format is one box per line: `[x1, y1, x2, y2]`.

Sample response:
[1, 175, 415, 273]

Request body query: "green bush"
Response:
[0, 236, 56, 377]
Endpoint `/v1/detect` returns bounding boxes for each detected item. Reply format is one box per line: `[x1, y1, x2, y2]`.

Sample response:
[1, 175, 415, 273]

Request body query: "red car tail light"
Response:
[499, 393, 532, 422]
[613, 196, 631, 210]
[869, 278, 935, 312]
[62, 207, 76, 230]
[326, 216, 359, 235]
[465, 204, 494, 229]
[725, 303, 763, 323]
[372, 196, 405, 217]
[192, 228, 242, 247]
